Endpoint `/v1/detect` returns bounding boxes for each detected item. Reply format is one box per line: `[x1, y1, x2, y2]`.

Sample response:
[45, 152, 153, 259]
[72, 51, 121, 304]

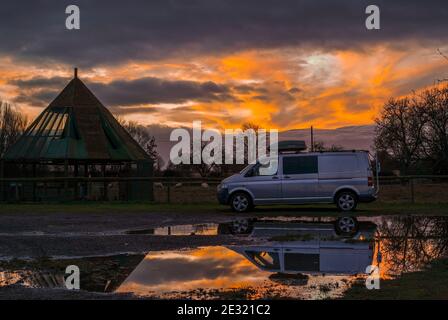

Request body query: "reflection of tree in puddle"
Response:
[378, 216, 448, 276]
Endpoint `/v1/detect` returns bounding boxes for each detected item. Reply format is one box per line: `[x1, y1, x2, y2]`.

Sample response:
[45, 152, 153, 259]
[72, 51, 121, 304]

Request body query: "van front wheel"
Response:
[230, 192, 253, 212]
[335, 191, 358, 211]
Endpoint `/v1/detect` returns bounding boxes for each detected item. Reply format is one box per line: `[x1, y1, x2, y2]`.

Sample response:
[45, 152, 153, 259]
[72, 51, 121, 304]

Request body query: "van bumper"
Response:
[217, 188, 230, 205]
[358, 194, 377, 203]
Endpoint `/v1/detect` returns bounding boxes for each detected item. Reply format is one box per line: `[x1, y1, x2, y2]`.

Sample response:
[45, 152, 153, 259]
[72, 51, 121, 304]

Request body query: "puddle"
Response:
[116, 246, 351, 299]
[124, 216, 385, 237]
[1, 216, 447, 299]
[126, 223, 219, 236]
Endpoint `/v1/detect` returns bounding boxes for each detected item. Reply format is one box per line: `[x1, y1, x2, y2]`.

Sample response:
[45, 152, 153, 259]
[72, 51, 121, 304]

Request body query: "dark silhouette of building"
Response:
[0, 69, 153, 201]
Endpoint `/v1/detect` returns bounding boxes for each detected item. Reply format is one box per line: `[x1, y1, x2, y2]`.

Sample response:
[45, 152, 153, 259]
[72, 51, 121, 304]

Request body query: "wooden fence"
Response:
[1, 175, 448, 203]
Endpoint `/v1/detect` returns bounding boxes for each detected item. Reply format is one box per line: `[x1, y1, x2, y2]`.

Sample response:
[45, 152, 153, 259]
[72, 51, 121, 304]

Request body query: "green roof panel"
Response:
[3, 73, 150, 162]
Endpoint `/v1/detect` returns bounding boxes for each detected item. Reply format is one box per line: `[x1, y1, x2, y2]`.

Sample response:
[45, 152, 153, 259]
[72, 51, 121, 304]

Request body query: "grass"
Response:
[0, 201, 448, 216]
[342, 258, 448, 299]
[0, 201, 223, 214]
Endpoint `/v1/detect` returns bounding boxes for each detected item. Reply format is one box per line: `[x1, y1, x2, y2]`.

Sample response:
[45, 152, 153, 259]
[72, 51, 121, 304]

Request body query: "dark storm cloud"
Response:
[0, 0, 447, 67]
[13, 90, 60, 106]
[89, 77, 237, 105]
[9, 76, 238, 106]
[9, 76, 70, 89]
[234, 84, 268, 94]
[110, 105, 195, 115]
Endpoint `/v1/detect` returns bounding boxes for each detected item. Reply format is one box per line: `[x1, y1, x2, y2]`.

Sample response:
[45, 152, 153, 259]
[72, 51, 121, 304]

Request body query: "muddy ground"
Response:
[0, 210, 253, 299]
[0, 211, 252, 258]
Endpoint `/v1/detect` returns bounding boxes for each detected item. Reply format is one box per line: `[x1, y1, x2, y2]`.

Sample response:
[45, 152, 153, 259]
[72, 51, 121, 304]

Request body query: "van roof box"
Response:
[276, 140, 307, 153]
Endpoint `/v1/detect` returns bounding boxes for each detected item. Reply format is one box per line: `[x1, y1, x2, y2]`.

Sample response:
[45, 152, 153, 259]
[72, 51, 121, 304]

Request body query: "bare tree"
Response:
[241, 122, 260, 133]
[420, 86, 448, 173]
[116, 117, 159, 164]
[374, 97, 427, 174]
[378, 216, 448, 274]
[189, 140, 218, 177]
[0, 101, 28, 157]
[312, 140, 344, 152]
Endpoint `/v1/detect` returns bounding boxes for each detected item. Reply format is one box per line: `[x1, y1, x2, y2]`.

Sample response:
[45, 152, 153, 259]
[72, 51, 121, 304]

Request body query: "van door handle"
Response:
[283, 176, 291, 179]
[272, 176, 279, 180]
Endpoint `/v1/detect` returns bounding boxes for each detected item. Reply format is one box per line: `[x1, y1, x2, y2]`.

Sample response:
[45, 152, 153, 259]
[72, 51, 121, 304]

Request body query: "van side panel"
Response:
[318, 154, 367, 199]
[280, 155, 319, 202]
[320, 247, 374, 273]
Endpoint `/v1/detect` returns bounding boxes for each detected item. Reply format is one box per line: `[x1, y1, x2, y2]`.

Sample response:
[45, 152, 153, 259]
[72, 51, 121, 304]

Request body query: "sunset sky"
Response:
[1, 0, 447, 130]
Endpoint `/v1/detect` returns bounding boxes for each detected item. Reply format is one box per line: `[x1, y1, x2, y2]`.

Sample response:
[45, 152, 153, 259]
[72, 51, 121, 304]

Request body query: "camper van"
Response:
[217, 141, 379, 212]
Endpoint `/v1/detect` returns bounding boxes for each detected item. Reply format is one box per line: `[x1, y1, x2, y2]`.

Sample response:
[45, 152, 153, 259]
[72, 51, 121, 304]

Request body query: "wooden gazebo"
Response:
[0, 69, 153, 201]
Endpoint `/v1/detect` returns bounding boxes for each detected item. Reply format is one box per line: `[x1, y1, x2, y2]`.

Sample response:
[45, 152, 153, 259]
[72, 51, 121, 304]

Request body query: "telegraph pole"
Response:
[310, 126, 314, 152]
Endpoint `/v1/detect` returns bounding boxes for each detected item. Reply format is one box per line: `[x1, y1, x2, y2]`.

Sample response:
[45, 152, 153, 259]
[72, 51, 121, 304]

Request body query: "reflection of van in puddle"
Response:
[217, 142, 379, 212]
[227, 217, 377, 274]
[229, 241, 375, 275]
[222, 216, 375, 238]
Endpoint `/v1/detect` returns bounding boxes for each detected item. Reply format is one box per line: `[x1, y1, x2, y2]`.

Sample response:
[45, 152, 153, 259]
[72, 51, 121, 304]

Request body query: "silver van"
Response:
[217, 147, 378, 212]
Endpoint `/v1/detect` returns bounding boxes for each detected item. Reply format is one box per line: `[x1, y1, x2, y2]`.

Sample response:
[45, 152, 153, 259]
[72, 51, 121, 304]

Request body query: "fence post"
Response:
[0, 160, 4, 202]
[409, 178, 415, 203]
[64, 160, 69, 201]
[167, 184, 171, 203]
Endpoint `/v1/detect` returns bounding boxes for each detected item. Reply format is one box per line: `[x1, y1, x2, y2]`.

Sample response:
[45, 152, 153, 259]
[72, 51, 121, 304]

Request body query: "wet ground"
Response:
[0, 212, 447, 299]
[0, 211, 249, 259]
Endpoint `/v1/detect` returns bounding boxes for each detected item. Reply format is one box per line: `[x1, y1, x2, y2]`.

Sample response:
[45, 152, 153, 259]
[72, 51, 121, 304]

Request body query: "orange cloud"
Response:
[2, 45, 448, 131]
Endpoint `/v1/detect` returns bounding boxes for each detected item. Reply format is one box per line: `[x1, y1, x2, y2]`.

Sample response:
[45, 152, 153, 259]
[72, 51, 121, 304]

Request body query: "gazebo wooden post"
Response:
[74, 161, 79, 199]
[64, 160, 69, 200]
[32, 163, 37, 201]
[0, 160, 4, 202]
[84, 162, 88, 200]
[102, 163, 108, 201]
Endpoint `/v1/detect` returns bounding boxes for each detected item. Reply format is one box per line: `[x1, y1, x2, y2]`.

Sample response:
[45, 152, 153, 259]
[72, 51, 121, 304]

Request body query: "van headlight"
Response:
[217, 183, 228, 191]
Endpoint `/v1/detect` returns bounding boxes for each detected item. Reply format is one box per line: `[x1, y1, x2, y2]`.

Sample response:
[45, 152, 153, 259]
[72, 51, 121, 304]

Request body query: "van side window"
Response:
[283, 156, 318, 175]
[319, 155, 358, 173]
[284, 253, 320, 271]
[246, 251, 280, 270]
[246, 159, 278, 177]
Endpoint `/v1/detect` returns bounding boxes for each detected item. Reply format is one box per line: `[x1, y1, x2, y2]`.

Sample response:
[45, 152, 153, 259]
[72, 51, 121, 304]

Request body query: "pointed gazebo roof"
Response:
[3, 69, 150, 162]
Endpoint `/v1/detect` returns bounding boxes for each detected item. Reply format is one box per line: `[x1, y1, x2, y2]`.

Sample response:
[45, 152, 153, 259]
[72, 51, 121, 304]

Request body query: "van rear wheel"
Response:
[335, 216, 359, 236]
[335, 191, 358, 211]
[230, 192, 252, 212]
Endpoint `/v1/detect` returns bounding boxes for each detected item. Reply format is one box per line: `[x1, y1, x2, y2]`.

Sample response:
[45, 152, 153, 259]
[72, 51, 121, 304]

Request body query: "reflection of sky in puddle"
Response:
[116, 246, 353, 299]
[153, 223, 218, 236]
[117, 215, 448, 299]
[1, 216, 447, 299]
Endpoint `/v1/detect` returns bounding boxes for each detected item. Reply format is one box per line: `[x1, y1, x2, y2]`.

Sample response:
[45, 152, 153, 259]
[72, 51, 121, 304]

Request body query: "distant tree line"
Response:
[116, 117, 163, 173]
[0, 101, 28, 158]
[375, 85, 448, 175]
